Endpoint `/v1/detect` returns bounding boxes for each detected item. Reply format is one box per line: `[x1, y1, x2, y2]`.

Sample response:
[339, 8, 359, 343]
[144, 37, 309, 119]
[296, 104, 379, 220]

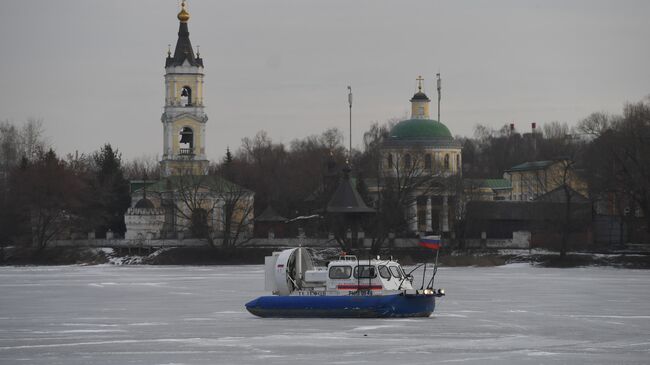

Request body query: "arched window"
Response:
[179, 127, 194, 155]
[387, 154, 393, 168]
[404, 154, 412, 169]
[444, 154, 450, 170]
[180, 86, 192, 106]
[424, 154, 432, 169]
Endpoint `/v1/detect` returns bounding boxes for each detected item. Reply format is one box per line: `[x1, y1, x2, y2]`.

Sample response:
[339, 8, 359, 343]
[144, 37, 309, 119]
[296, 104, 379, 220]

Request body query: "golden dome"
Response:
[177, 1, 190, 22]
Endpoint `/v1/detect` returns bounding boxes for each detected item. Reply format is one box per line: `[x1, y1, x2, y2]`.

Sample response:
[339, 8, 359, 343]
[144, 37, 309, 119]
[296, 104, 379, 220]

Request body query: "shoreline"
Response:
[2, 246, 650, 269]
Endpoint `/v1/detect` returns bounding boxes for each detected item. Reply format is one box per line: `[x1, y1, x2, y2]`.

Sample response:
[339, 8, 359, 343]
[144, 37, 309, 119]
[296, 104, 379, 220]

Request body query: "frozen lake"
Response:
[1, 264, 649, 365]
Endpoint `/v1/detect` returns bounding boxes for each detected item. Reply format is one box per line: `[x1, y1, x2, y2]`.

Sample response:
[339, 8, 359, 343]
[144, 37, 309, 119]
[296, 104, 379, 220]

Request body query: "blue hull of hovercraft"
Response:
[245, 294, 435, 318]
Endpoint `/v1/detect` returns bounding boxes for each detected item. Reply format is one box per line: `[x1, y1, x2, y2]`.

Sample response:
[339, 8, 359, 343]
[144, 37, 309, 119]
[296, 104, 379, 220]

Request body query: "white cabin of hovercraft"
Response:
[263, 248, 415, 296]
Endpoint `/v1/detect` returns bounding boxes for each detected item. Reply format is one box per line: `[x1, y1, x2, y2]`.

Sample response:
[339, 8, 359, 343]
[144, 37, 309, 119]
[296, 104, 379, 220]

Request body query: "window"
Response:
[404, 154, 412, 169]
[387, 154, 393, 168]
[444, 154, 450, 170]
[456, 154, 460, 170]
[180, 86, 192, 106]
[389, 266, 403, 279]
[353, 265, 377, 279]
[329, 266, 352, 279]
[424, 154, 432, 169]
[179, 127, 194, 155]
[378, 265, 391, 279]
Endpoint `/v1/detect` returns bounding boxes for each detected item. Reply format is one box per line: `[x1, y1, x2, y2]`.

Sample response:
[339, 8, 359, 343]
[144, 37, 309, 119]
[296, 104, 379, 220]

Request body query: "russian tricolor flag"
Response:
[419, 235, 442, 250]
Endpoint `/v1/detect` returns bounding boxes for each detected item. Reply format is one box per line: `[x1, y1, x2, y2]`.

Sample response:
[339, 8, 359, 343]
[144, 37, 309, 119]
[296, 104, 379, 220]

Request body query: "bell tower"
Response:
[160, 1, 209, 177]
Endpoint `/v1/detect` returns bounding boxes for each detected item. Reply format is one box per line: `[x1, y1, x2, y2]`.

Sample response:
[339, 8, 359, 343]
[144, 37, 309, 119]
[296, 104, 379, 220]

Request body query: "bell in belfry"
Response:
[179, 127, 193, 147]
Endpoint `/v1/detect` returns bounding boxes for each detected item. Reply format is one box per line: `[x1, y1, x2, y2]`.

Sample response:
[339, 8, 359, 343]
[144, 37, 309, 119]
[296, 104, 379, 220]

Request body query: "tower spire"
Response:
[166, 0, 203, 68]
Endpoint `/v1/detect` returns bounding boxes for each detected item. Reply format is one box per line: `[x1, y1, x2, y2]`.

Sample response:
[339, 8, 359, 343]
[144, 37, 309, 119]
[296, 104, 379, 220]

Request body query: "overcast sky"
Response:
[1, 0, 648, 160]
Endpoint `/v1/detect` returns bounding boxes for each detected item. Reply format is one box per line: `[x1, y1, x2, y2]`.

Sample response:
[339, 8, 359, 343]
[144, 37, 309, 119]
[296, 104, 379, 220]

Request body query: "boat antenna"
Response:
[368, 254, 371, 293]
[427, 248, 440, 289]
[421, 258, 427, 290]
[356, 255, 360, 294]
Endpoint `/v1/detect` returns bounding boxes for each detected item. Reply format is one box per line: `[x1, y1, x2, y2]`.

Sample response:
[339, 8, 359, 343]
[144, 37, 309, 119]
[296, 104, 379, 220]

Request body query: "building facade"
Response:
[504, 160, 587, 201]
[380, 77, 462, 235]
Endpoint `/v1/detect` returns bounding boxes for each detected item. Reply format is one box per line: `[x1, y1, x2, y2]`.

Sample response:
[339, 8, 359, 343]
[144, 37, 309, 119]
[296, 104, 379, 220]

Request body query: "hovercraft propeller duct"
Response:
[265, 248, 316, 295]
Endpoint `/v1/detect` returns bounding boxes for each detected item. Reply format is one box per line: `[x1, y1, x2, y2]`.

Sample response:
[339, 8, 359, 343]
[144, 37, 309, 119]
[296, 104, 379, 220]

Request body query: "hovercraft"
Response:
[245, 247, 445, 318]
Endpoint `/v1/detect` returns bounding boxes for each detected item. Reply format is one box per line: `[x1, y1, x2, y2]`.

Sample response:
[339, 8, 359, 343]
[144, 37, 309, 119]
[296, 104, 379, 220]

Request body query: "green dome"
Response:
[390, 118, 452, 139]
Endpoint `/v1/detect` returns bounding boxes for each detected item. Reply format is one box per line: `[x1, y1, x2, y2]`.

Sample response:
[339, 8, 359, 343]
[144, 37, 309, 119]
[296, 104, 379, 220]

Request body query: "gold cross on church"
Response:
[416, 75, 424, 92]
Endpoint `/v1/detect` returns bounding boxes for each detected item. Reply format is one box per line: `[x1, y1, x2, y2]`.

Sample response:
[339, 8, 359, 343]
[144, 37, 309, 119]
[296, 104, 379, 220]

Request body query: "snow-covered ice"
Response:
[0, 264, 649, 364]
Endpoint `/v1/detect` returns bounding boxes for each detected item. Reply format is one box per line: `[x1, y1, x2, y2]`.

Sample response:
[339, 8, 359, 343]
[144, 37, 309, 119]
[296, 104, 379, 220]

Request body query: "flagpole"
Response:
[420, 235, 441, 289]
[347, 86, 352, 162]
[433, 248, 439, 282]
[421, 257, 427, 290]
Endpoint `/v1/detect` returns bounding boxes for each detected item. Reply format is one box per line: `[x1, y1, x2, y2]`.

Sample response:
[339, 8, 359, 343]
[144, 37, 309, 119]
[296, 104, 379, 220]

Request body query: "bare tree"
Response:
[14, 150, 88, 249]
[171, 172, 217, 242]
[123, 155, 161, 180]
[168, 170, 253, 247]
[580, 101, 650, 244]
[368, 148, 444, 253]
[216, 180, 254, 248]
[20, 118, 47, 161]
[577, 112, 613, 138]
[319, 128, 345, 151]
[0, 119, 48, 169]
[554, 158, 579, 257]
[542, 121, 570, 140]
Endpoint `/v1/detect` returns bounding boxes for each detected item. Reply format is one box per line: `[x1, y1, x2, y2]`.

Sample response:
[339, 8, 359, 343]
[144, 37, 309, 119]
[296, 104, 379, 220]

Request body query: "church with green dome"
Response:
[381, 77, 462, 235]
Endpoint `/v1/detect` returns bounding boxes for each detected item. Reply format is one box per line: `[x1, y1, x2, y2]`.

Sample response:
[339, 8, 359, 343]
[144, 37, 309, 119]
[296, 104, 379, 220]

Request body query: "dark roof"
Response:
[130, 180, 157, 194]
[506, 160, 554, 172]
[166, 22, 203, 67]
[326, 168, 375, 214]
[134, 198, 155, 209]
[410, 91, 431, 101]
[255, 206, 287, 222]
[536, 186, 589, 203]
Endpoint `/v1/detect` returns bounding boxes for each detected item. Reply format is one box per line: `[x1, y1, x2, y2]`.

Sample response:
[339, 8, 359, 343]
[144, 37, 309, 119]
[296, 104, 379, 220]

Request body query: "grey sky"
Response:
[1, 0, 648, 161]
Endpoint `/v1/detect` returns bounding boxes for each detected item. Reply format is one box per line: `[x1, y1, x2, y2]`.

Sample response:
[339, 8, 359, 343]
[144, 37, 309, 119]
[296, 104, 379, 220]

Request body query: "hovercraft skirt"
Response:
[245, 294, 435, 318]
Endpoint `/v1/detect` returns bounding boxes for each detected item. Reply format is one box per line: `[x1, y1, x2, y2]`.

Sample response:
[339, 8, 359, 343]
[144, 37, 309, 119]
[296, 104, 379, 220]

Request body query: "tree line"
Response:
[0, 121, 131, 249]
[1, 97, 648, 251]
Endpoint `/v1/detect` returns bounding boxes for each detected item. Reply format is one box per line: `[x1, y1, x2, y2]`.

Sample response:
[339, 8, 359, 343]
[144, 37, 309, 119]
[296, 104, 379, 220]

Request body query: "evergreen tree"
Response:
[92, 144, 131, 237]
[225, 146, 233, 164]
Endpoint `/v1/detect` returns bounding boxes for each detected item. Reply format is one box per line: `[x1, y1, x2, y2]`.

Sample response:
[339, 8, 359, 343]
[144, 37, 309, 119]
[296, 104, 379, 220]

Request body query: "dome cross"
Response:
[416, 75, 424, 92]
